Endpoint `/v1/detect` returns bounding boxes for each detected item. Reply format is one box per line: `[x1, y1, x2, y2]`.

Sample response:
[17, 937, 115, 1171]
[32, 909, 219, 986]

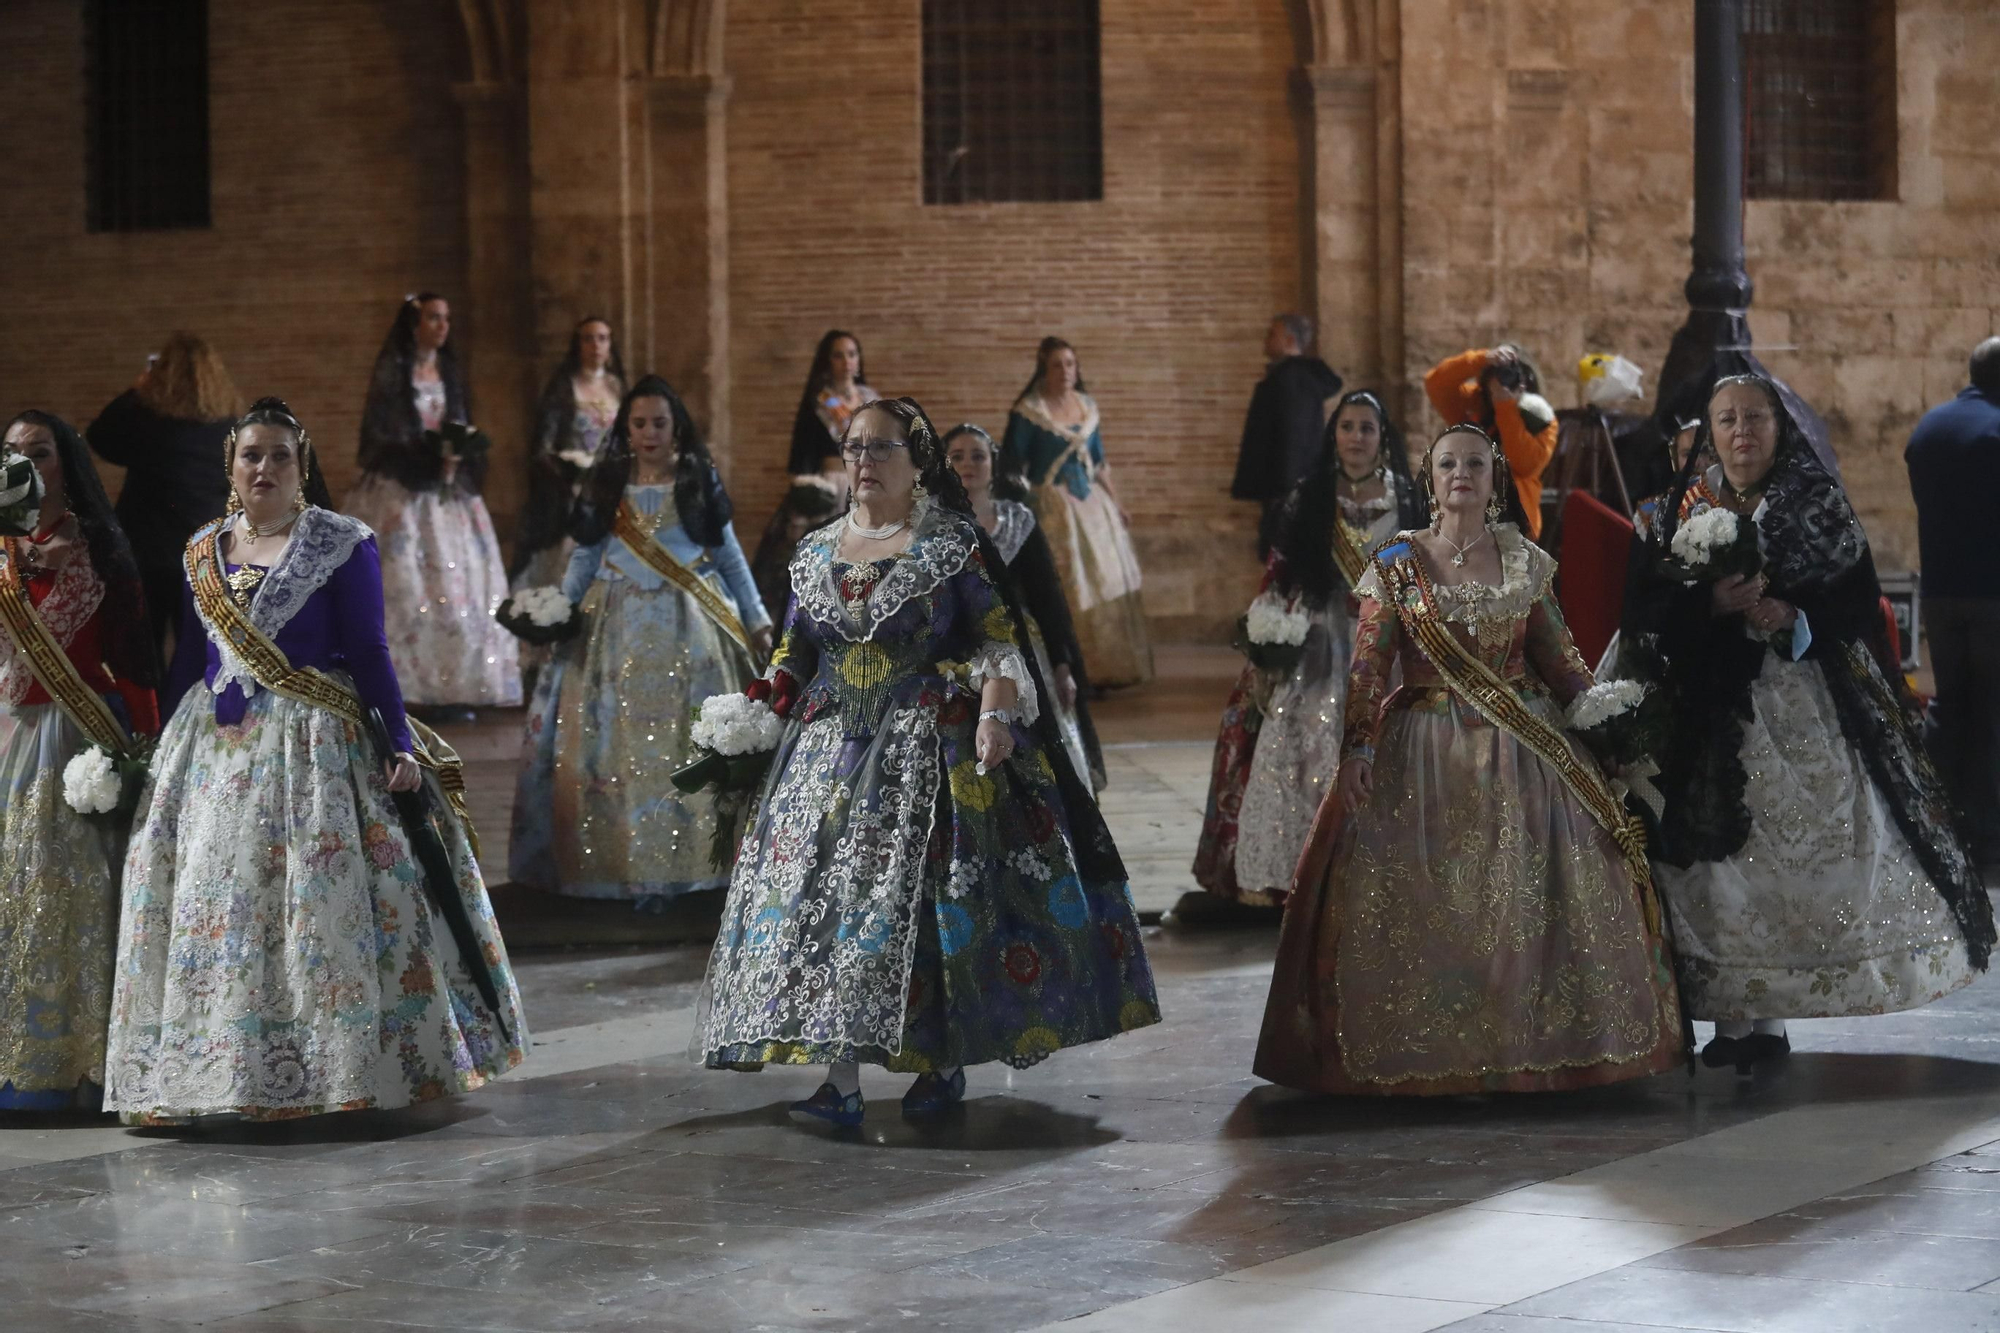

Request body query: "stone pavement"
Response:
[10, 646, 2000, 1331]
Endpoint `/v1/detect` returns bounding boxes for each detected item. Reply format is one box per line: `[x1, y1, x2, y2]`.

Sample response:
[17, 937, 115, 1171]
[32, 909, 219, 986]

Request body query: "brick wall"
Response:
[1396, 0, 2000, 571]
[1, 0, 1991, 633]
[720, 0, 1306, 637]
[0, 0, 469, 503]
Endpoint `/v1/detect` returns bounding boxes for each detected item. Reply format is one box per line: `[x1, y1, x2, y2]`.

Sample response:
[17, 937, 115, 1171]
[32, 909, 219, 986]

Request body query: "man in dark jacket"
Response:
[1230, 314, 1342, 539]
[1906, 336, 2000, 869]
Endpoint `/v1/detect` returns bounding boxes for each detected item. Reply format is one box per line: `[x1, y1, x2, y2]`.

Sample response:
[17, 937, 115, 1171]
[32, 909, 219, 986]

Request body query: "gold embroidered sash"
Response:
[184, 527, 480, 852]
[1373, 546, 1659, 912]
[0, 541, 131, 755]
[1329, 518, 1370, 589]
[612, 499, 755, 657]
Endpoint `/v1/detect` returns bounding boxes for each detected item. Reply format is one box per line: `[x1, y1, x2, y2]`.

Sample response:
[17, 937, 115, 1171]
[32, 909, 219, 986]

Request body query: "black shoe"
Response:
[1699, 1034, 1745, 1070]
[1741, 1032, 1791, 1066]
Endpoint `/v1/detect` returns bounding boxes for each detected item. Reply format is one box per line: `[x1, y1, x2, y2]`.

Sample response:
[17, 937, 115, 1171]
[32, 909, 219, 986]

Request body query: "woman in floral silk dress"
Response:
[106, 399, 526, 1123]
[697, 397, 1159, 1126]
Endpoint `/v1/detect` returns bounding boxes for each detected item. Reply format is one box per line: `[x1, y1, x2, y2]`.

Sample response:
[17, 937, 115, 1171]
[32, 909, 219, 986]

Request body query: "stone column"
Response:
[454, 79, 536, 537]
[524, 0, 644, 374]
[1660, 0, 1753, 410]
[1300, 64, 1382, 389]
[1295, 0, 1403, 419]
[643, 73, 732, 473]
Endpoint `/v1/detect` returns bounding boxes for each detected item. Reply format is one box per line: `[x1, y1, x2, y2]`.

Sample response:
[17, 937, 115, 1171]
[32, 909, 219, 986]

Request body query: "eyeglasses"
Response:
[840, 439, 908, 463]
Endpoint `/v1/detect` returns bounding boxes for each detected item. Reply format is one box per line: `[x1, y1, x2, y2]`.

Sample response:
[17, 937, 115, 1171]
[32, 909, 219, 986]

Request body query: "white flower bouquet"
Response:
[0, 453, 45, 537]
[673, 691, 787, 868]
[62, 742, 151, 822]
[1234, 591, 1311, 673]
[495, 586, 582, 645]
[1665, 507, 1763, 584]
[1565, 679, 1666, 768]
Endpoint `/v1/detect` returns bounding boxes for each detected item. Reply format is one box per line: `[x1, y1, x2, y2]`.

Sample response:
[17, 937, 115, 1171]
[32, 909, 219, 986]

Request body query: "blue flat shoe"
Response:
[901, 1068, 967, 1118]
[789, 1083, 864, 1128]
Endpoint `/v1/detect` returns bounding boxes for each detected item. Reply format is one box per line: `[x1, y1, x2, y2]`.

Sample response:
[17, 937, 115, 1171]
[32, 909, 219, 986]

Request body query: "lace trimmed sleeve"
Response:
[968, 641, 1041, 725]
[954, 543, 1041, 725]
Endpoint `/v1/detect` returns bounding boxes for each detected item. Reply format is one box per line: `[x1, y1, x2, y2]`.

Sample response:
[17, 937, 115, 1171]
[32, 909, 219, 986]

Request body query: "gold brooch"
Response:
[225, 565, 268, 609]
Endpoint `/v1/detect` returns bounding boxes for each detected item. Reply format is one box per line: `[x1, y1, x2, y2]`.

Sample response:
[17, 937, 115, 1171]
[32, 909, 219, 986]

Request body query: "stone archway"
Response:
[443, 0, 737, 525]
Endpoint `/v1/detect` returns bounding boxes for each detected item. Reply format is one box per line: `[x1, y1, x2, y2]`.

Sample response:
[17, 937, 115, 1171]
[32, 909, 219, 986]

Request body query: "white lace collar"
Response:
[0, 548, 103, 706]
[789, 501, 979, 643]
[1355, 523, 1553, 624]
[198, 507, 372, 699]
[1013, 392, 1100, 440]
[988, 500, 1036, 564]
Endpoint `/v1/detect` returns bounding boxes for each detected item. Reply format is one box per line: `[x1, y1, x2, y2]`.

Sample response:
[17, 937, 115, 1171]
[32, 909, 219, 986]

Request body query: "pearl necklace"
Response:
[846, 509, 910, 541]
[240, 511, 299, 539]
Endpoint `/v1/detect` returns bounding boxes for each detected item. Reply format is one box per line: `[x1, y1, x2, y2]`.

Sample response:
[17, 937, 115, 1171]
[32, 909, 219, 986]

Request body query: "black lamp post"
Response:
[1658, 0, 1753, 413]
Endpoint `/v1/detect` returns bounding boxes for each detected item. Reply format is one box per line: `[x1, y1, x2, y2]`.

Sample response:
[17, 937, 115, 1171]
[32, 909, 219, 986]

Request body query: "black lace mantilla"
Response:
[1626, 452, 1996, 968]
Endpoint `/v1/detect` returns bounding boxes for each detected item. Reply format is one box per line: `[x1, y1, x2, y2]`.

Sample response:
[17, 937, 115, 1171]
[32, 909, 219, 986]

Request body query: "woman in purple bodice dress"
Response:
[103, 398, 527, 1125]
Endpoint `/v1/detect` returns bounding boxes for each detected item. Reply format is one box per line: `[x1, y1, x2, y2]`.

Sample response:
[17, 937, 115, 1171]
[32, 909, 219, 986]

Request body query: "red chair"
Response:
[1555, 490, 1632, 669]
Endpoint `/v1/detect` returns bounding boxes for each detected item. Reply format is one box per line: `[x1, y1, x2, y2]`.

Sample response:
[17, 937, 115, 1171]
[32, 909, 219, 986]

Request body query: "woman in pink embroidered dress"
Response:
[1255, 423, 1682, 1096]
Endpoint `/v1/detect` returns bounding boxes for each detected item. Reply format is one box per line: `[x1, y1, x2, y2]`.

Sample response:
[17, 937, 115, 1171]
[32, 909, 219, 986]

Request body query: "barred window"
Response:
[1742, 0, 1897, 202]
[86, 0, 212, 232]
[921, 0, 1103, 206]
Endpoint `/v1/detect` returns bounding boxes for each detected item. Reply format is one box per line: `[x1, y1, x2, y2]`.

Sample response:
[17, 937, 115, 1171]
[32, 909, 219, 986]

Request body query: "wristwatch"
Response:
[978, 708, 1014, 727]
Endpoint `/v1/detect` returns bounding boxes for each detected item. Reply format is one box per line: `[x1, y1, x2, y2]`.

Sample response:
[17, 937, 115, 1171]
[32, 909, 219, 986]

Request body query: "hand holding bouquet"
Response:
[496, 586, 582, 645]
[673, 689, 789, 869]
[1665, 508, 1763, 583]
[421, 421, 489, 483]
[1234, 591, 1310, 675]
[62, 741, 153, 823]
[1565, 679, 1667, 770]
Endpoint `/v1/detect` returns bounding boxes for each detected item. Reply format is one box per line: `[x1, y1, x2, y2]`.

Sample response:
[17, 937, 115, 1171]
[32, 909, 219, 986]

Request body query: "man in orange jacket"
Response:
[1423, 345, 1558, 539]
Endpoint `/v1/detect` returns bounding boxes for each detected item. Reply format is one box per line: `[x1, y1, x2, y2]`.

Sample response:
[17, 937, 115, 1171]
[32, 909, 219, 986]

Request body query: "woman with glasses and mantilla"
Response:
[104, 398, 527, 1125]
[695, 397, 1159, 1127]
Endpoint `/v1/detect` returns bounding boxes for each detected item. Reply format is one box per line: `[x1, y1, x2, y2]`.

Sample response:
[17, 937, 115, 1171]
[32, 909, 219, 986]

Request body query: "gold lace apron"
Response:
[612, 499, 756, 659]
[183, 528, 480, 853]
[0, 540, 130, 755]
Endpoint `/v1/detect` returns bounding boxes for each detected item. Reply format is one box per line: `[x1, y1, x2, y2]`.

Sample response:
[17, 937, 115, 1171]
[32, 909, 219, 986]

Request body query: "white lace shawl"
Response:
[1353, 523, 1555, 625]
[787, 501, 1040, 723]
[195, 507, 373, 701]
[1011, 392, 1101, 443]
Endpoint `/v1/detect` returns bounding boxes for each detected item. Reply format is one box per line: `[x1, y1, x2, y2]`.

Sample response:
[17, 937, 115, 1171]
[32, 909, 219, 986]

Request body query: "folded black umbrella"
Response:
[366, 708, 513, 1045]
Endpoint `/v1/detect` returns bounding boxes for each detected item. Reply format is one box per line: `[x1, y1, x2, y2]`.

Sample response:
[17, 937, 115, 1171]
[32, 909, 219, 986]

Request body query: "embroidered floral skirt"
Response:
[1031, 483, 1153, 689]
[1195, 609, 1353, 905]
[344, 475, 522, 707]
[105, 688, 528, 1122]
[510, 574, 758, 900]
[1255, 693, 1684, 1095]
[1024, 618, 1096, 794]
[696, 704, 1159, 1072]
[1192, 662, 1264, 903]
[0, 702, 122, 1110]
[1657, 655, 1976, 1021]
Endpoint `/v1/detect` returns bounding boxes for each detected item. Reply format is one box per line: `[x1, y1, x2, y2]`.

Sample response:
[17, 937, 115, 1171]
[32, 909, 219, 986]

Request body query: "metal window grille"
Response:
[1742, 0, 1897, 202]
[922, 0, 1103, 206]
[86, 0, 212, 232]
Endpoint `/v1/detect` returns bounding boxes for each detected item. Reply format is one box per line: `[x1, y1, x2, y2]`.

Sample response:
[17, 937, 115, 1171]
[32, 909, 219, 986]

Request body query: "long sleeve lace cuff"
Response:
[968, 640, 1041, 725]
